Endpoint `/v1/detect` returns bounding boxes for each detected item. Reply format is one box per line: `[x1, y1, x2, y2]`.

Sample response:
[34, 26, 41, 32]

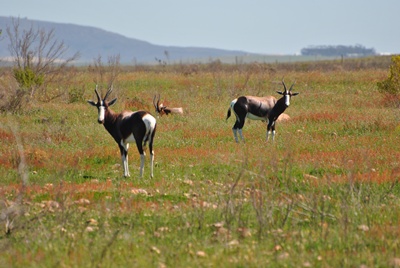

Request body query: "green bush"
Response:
[377, 55, 400, 106]
[13, 67, 44, 90]
[68, 86, 86, 103]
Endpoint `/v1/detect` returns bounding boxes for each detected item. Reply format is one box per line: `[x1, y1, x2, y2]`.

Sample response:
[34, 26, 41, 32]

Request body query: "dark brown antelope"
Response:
[88, 85, 157, 178]
[153, 94, 183, 116]
[226, 80, 299, 142]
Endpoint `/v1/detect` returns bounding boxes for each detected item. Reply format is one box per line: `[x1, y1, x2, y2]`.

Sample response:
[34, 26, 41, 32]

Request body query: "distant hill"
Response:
[0, 16, 251, 64]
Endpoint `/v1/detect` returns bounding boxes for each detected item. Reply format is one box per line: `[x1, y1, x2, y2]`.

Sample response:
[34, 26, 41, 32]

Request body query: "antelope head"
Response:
[153, 94, 169, 116]
[88, 85, 117, 124]
[277, 80, 299, 107]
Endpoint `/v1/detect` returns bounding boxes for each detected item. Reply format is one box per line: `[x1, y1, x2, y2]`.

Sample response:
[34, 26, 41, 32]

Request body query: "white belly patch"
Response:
[121, 134, 136, 150]
[246, 113, 266, 121]
[124, 134, 136, 143]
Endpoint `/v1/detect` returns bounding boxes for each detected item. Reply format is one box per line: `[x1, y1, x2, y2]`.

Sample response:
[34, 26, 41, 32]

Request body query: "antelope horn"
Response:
[282, 79, 288, 92]
[289, 80, 296, 91]
[104, 85, 113, 100]
[95, 85, 101, 102]
[153, 94, 160, 112]
[157, 94, 161, 109]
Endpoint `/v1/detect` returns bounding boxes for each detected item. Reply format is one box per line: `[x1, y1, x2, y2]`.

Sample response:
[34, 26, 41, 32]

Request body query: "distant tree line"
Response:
[301, 45, 377, 57]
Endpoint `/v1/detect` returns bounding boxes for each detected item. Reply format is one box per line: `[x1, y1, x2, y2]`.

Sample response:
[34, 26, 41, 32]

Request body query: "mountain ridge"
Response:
[0, 16, 252, 64]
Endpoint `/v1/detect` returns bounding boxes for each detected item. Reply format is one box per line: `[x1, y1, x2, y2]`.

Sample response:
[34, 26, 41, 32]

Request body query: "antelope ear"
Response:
[108, 98, 118, 106]
[291, 92, 300, 96]
[87, 100, 97, 106]
[276, 91, 284, 95]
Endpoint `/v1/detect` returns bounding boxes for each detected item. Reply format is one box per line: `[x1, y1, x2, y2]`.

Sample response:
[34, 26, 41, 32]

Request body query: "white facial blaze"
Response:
[98, 102, 105, 122]
[285, 94, 290, 106]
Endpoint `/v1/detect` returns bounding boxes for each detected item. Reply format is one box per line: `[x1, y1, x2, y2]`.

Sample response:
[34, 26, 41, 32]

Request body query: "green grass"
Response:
[1, 59, 400, 267]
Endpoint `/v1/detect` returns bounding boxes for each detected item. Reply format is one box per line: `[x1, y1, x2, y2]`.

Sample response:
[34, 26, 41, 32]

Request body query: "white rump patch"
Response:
[143, 114, 157, 131]
[230, 99, 238, 108]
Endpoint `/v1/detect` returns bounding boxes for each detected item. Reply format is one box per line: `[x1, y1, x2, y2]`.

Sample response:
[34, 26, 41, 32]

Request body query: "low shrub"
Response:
[377, 55, 400, 107]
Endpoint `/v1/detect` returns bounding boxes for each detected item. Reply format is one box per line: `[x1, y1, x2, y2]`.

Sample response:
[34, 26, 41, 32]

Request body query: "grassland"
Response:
[0, 57, 399, 267]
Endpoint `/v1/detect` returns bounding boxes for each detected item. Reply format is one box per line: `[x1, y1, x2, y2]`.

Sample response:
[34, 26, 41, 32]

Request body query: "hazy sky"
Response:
[2, 0, 399, 54]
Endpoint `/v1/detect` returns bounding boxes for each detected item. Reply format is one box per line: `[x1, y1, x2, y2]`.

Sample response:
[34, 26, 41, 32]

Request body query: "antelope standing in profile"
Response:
[88, 86, 157, 178]
[153, 94, 183, 116]
[226, 80, 299, 142]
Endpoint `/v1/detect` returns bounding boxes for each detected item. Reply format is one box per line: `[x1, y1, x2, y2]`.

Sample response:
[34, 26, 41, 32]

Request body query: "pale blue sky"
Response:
[2, 0, 399, 54]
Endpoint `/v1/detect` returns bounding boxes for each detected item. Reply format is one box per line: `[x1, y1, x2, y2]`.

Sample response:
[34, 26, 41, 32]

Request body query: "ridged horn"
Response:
[289, 80, 296, 91]
[104, 85, 113, 101]
[153, 94, 161, 113]
[94, 85, 101, 102]
[282, 79, 288, 92]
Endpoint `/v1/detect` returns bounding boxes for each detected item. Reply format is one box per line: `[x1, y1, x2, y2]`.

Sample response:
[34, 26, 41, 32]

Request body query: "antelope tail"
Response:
[226, 107, 232, 121]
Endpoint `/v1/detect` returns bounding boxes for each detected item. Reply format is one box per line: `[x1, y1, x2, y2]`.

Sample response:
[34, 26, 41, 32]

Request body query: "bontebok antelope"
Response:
[88, 86, 157, 178]
[153, 94, 183, 116]
[226, 80, 299, 142]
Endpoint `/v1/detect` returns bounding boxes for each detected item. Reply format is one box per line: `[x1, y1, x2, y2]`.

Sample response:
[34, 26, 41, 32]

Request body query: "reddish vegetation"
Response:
[0, 180, 145, 201]
[299, 112, 342, 122]
[0, 61, 397, 212]
[0, 129, 14, 141]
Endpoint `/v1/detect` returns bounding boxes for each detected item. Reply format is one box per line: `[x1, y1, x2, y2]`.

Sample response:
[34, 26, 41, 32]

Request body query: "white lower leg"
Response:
[122, 154, 130, 177]
[150, 152, 154, 178]
[121, 142, 130, 177]
[272, 130, 276, 141]
[139, 154, 145, 177]
[233, 129, 239, 143]
[238, 129, 244, 142]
